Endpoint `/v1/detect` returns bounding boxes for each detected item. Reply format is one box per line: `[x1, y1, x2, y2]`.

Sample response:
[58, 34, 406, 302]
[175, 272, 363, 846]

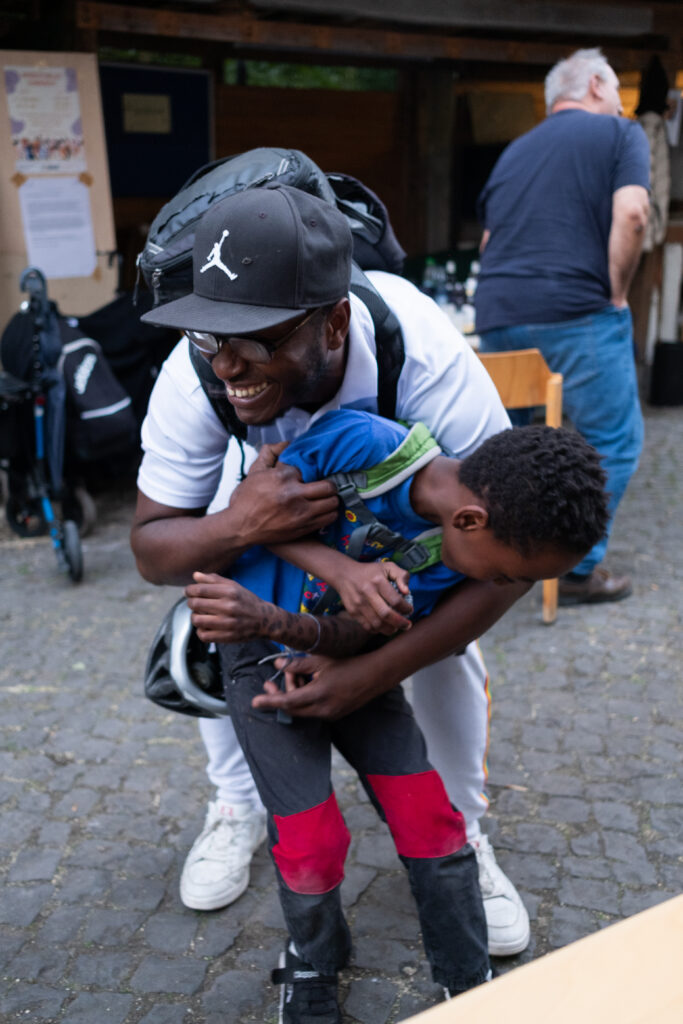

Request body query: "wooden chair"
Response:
[477, 348, 563, 624]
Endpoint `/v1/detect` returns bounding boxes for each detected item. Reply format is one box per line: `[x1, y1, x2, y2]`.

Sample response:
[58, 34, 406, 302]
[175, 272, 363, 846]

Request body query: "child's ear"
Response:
[452, 505, 489, 532]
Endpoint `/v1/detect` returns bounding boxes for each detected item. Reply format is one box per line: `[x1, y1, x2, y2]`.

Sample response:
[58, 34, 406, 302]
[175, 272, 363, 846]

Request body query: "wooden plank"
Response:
[402, 894, 683, 1024]
[75, 3, 681, 68]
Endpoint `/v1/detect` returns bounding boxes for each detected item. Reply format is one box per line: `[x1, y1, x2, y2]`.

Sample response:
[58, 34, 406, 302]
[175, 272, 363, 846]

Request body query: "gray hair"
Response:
[544, 48, 614, 114]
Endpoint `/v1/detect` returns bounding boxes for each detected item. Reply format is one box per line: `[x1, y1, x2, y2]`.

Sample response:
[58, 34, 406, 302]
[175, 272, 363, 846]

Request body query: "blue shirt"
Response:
[231, 409, 464, 622]
[475, 110, 650, 332]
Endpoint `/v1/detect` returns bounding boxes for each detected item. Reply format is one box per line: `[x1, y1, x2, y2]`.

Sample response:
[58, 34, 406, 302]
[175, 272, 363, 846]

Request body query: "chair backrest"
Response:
[477, 347, 564, 625]
[478, 348, 562, 427]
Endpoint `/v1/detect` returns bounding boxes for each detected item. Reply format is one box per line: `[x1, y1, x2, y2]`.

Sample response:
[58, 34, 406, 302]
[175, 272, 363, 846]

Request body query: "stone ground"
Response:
[1, 404, 682, 1023]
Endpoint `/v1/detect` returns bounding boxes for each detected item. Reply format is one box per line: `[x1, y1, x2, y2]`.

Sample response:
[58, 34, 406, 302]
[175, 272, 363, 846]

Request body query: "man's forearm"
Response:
[358, 577, 529, 691]
[253, 577, 531, 719]
[609, 185, 650, 305]
[131, 504, 253, 586]
[131, 457, 339, 586]
[609, 226, 644, 305]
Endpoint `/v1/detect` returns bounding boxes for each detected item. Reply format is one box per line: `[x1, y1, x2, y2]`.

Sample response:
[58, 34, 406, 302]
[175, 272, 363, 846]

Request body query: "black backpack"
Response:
[137, 147, 407, 438]
[57, 320, 139, 463]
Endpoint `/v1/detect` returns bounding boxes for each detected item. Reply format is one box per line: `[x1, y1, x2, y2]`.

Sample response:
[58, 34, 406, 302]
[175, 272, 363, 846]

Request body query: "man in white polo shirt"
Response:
[132, 183, 530, 957]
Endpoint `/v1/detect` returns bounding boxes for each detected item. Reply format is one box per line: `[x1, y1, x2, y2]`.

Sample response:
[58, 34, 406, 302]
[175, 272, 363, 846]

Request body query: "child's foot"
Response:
[443, 967, 494, 999]
[272, 942, 341, 1023]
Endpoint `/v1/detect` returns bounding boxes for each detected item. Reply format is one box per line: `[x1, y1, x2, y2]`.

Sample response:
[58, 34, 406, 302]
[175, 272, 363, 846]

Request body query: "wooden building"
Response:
[1, 0, 682, 294]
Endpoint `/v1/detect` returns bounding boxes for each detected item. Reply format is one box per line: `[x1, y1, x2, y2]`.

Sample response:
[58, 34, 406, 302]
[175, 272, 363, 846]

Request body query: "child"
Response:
[185, 411, 608, 1023]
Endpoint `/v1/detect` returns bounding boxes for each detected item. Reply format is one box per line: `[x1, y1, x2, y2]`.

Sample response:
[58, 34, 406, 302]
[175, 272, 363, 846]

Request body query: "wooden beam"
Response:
[75, 3, 682, 69]
[248, 0, 655, 39]
[415, 68, 457, 252]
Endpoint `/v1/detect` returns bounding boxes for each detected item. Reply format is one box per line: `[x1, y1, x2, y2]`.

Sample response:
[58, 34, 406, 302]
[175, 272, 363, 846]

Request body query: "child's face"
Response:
[441, 524, 580, 585]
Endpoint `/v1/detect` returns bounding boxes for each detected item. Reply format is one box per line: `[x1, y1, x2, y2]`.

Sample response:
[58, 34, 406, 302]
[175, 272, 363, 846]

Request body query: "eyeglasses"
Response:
[185, 307, 321, 364]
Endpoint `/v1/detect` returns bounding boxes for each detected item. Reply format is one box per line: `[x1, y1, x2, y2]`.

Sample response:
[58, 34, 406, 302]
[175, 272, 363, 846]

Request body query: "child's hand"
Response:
[334, 561, 413, 635]
[185, 572, 273, 643]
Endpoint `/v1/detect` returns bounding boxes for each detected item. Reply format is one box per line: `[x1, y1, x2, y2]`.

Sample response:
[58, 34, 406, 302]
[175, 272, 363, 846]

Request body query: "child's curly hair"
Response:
[458, 425, 609, 556]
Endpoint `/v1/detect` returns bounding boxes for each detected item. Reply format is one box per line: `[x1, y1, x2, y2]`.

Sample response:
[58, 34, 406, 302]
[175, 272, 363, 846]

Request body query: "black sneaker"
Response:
[272, 944, 341, 1023]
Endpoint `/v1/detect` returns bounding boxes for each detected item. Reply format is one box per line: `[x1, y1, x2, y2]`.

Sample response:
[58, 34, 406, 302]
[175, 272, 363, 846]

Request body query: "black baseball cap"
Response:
[141, 184, 353, 334]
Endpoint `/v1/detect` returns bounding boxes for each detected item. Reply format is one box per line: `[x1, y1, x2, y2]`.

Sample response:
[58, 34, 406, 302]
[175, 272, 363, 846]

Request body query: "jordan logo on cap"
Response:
[200, 229, 238, 281]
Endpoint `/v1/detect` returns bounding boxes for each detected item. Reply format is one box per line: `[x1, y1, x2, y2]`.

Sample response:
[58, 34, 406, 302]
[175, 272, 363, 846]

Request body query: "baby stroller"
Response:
[0, 269, 88, 580]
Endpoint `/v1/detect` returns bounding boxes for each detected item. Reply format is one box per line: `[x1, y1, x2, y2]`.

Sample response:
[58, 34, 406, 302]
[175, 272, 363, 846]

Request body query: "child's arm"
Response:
[269, 538, 413, 635]
[185, 572, 372, 656]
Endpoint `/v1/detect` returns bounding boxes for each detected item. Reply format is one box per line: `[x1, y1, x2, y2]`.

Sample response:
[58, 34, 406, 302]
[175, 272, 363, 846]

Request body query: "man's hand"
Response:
[252, 652, 381, 720]
[334, 561, 413, 635]
[251, 577, 531, 720]
[229, 444, 339, 548]
[131, 441, 339, 586]
[186, 572, 275, 643]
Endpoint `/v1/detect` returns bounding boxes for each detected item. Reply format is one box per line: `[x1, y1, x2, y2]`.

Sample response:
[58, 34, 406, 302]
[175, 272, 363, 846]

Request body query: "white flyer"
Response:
[18, 177, 97, 279]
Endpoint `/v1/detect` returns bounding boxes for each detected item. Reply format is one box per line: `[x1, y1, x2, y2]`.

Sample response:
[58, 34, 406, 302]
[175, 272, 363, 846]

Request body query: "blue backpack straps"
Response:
[331, 421, 443, 572]
[311, 424, 444, 616]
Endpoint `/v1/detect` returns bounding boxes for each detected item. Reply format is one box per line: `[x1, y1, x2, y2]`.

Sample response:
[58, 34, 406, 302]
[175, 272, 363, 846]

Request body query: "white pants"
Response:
[199, 642, 490, 838]
[201, 439, 491, 837]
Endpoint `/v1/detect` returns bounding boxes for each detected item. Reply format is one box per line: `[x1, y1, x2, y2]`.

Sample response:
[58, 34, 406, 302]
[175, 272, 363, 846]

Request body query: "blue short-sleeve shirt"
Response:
[475, 110, 650, 332]
[230, 409, 464, 622]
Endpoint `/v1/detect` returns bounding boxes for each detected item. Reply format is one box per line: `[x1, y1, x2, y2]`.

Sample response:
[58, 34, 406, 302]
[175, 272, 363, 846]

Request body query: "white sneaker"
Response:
[471, 834, 530, 956]
[179, 799, 267, 911]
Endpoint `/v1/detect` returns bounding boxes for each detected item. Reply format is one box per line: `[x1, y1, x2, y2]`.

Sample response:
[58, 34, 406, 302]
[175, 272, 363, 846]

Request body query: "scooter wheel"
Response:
[6, 494, 47, 537]
[62, 484, 97, 538]
[62, 519, 83, 582]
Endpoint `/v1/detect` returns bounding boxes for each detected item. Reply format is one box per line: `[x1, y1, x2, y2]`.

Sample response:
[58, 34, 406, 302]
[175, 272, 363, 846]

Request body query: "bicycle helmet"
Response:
[144, 598, 228, 717]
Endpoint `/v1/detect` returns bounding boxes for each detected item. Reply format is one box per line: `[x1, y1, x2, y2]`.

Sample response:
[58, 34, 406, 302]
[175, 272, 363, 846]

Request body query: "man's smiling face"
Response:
[202, 301, 350, 425]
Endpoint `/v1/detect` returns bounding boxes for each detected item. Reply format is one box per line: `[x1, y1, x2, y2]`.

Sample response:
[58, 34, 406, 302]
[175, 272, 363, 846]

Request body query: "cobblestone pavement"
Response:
[1, 405, 682, 1023]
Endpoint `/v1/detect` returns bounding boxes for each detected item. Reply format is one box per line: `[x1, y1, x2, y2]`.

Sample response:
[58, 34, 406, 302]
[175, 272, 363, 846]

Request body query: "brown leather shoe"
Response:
[558, 568, 632, 605]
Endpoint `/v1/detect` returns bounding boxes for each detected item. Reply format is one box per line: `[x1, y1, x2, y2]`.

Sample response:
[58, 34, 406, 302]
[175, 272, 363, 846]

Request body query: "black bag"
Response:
[76, 291, 179, 428]
[137, 147, 407, 432]
[58, 322, 138, 462]
[137, 147, 406, 307]
[0, 371, 33, 461]
[648, 341, 683, 406]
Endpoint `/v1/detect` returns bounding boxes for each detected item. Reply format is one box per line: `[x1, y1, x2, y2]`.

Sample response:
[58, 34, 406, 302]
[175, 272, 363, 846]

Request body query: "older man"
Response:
[476, 47, 650, 603]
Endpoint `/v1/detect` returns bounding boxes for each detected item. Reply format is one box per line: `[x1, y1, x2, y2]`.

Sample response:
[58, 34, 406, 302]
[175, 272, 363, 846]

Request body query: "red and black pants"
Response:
[220, 639, 490, 994]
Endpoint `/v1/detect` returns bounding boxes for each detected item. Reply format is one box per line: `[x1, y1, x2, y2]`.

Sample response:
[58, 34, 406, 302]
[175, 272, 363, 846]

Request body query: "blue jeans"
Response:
[479, 305, 643, 575]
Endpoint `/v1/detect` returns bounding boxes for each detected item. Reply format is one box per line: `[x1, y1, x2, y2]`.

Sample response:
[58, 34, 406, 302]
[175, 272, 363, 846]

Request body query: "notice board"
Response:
[0, 51, 117, 320]
[99, 63, 212, 198]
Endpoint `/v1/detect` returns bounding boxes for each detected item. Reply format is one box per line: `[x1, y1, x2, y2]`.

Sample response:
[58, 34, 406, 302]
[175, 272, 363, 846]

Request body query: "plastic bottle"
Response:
[431, 263, 449, 307]
[421, 257, 437, 298]
[465, 259, 480, 301]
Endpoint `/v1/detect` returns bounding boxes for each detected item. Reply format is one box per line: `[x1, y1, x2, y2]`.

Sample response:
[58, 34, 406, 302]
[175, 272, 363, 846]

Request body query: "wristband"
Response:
[300, 612, 322, 653]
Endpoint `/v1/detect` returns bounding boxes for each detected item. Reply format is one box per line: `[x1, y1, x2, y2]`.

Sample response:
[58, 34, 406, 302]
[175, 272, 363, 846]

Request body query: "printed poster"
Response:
[5, 65, 86, 174]
[18, 177, 96, 279]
